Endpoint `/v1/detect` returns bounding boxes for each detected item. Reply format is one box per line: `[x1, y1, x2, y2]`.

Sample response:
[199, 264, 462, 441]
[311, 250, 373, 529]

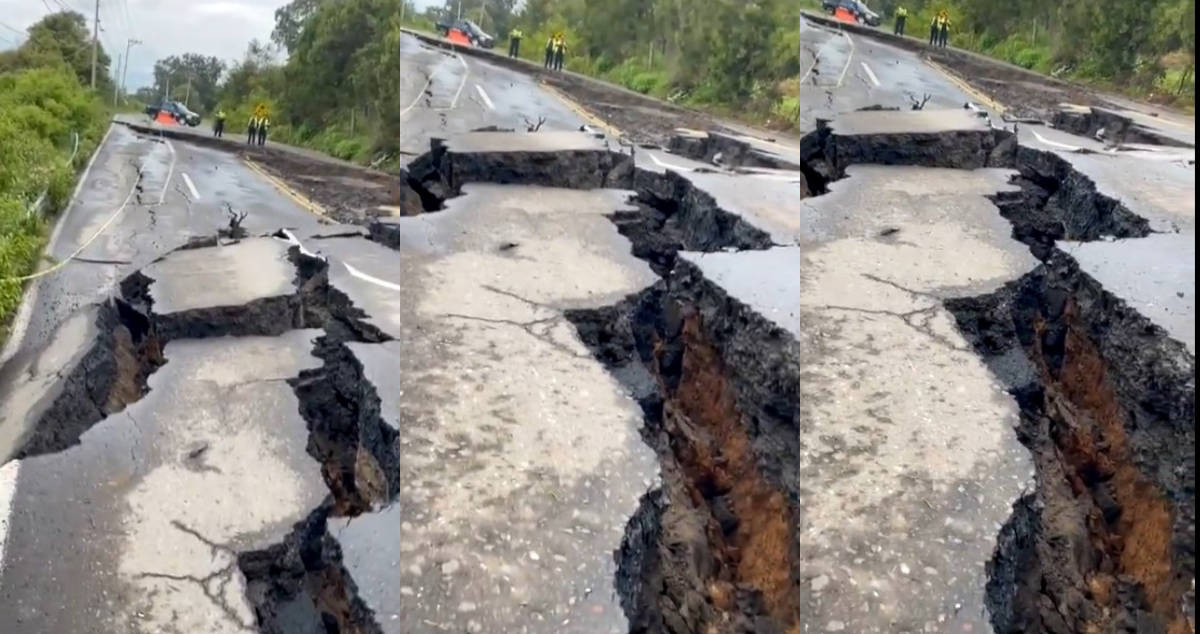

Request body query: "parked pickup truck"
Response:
[821, 0, 882, 26]
[144, 100, 201, 127]
[434, 18, 495, 48]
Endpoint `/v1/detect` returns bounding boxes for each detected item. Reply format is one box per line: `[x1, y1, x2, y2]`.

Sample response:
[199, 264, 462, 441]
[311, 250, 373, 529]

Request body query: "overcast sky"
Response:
[0, 0, 444, 90]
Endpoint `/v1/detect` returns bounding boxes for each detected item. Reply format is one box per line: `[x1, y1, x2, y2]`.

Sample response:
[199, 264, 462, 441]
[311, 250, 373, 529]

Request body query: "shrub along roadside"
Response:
[0, 65, 108, 337]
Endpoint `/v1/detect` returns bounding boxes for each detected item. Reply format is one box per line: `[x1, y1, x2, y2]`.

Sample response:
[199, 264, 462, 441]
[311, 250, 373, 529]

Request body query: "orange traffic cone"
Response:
[155, 109, 176, 125]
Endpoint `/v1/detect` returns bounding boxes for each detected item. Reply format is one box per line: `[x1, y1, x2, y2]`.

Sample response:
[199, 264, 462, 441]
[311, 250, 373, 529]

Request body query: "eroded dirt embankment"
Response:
[569, 265, 810, 633]
[950, 253, 1195, 634]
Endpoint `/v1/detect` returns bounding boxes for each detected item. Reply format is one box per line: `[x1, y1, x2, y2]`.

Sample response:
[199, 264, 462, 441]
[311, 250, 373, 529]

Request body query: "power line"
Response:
[0, 20, 26, 35]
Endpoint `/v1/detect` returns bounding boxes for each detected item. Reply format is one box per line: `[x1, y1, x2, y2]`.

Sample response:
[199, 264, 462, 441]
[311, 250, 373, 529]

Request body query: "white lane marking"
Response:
[861, 61, 880, 87]
[836, 30, 855, 87]
[400, 73, 434, 117]
[646, 152, 693, 172]
[449, 52, 469, 109]
[181, 173, 200, 200]
[0, 460, 19, 574]
[1030, 129, 1085, 151]
[158, 139, 176, 205]
[277, 229, 324, 261]
[344, 261, 403, 292]
[474, 84, 495, 110]
[276, 230, 402, 292]
[2, 124, 114, 367]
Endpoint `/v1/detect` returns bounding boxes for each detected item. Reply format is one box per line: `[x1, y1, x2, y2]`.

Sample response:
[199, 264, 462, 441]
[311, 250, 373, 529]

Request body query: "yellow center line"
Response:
[242, 158, 327, 218]
[925, 59, 1008, 115]
[539, 82, 622, 137]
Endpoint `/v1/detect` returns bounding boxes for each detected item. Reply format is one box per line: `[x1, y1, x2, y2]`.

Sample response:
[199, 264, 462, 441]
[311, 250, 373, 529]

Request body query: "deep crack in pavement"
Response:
[0, 51, 1192, 634]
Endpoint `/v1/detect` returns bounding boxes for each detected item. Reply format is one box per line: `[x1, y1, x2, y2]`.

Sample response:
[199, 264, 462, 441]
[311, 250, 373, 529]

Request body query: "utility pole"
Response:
[113, 53, 121, 106]
[89, 0, 100, 89]
[120, 38, 141, 100]
[184, 76, 191, 107]
[456, 0, 462, 20]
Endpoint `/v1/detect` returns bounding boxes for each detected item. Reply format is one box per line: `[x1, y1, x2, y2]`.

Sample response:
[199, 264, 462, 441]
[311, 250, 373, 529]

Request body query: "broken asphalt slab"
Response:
[0, 106, 1192, 634]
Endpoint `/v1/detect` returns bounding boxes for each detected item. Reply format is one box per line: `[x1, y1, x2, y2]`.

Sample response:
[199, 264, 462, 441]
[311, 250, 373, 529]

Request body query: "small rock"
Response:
[399, 586, 415, 596]
[458, 601, 477, 612]
[442, 560, 460, 575]
[529, 551, 540, 561]
[827, 620, 846, 631]
[900, 563, 911, 575]
[811, 575, 831, 592]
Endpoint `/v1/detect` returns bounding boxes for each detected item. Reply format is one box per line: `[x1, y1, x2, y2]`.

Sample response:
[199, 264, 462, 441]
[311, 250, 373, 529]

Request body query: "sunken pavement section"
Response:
[0, 106, 1194, 634]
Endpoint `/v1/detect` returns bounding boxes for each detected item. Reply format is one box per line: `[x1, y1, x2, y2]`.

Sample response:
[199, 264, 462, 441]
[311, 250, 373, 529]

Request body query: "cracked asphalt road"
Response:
[0, 21, 1194, 634]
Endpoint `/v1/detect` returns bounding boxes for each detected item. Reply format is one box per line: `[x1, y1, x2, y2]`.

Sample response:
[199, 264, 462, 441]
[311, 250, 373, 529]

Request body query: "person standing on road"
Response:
[938, 13, 951, 48]
[552, 34, 567, 72]
[544, 35, 554, 68]
[257, 115, 270, 146]
[894, 6, 907, 36]
[247, 115, 259, 145]
[509, 28, 523, 58]
[213, 110, 226, 138]
[929, 13, 939, 46]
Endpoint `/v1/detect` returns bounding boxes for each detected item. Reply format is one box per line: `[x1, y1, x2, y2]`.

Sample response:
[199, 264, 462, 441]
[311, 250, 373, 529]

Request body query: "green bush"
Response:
[0, 65, 105, 335]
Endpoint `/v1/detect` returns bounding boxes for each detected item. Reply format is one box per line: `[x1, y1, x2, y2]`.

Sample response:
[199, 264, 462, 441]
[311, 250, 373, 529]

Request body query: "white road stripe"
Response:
[474, 84, 495, 110]
[276, 230, 402, 292]
[400, 74, 434, 117]
[836, 30, 855, 87]
[449, 52, 469, 109]
[158, 139, 176, 205]
[344, 261, 403, 292]
[0, 460, 19, 574]
[861, 61, 880, 87]
[1030, 129, 1084, 151]
[646, 152, 692, 172]
[181, 172, 200, 200]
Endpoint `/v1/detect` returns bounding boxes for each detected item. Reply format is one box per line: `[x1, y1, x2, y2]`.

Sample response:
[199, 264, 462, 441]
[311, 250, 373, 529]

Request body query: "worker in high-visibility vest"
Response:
[894, 6, 908, 36]
[257, 115, 270, 146]
[509, 28, 523, 58]
[247, 115, 259, 144]
[937, 13, 951, 48]
[552, 34, 567, 72]
[544, 35, 554, 68]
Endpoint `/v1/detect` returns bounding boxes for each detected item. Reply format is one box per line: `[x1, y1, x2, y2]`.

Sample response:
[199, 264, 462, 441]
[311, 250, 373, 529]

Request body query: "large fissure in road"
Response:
[16, 122, 1188, 633]
[10, 235, 399, 632]
[949, 253, 1195, 634]
[554, 126, 1189, 633]
[568, 268, 808, 633]
[359, 126, 1191, 633]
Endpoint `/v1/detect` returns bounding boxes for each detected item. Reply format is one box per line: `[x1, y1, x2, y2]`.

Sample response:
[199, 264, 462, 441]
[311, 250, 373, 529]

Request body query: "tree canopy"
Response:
[0, 11, 113, 92]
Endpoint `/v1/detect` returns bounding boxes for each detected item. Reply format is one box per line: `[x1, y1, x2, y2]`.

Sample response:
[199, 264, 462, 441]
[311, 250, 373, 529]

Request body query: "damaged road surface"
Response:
[0, 54, 1194, 634]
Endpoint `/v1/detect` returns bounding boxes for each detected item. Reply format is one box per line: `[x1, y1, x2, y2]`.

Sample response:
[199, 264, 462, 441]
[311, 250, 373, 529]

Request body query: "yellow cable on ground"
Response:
[925, 59, 1008, 115]
[242, 158, 327, 218]
[3, 174, 141, 283]
[539, 82, 623, 137]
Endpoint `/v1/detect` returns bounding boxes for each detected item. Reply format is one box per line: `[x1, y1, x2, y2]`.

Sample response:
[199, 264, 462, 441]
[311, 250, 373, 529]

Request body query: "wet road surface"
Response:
[0, 22, 1194, 634]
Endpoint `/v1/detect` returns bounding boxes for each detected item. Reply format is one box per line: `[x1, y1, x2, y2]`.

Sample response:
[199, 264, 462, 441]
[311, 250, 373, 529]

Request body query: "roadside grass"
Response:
[0, 65, 107, 342]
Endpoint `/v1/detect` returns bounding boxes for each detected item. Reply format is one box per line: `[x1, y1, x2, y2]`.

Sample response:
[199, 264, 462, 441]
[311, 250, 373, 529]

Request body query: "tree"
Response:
[2, 11, 112, 92]
[272, 0, 324, 53]
[152, 53, 225, 112]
